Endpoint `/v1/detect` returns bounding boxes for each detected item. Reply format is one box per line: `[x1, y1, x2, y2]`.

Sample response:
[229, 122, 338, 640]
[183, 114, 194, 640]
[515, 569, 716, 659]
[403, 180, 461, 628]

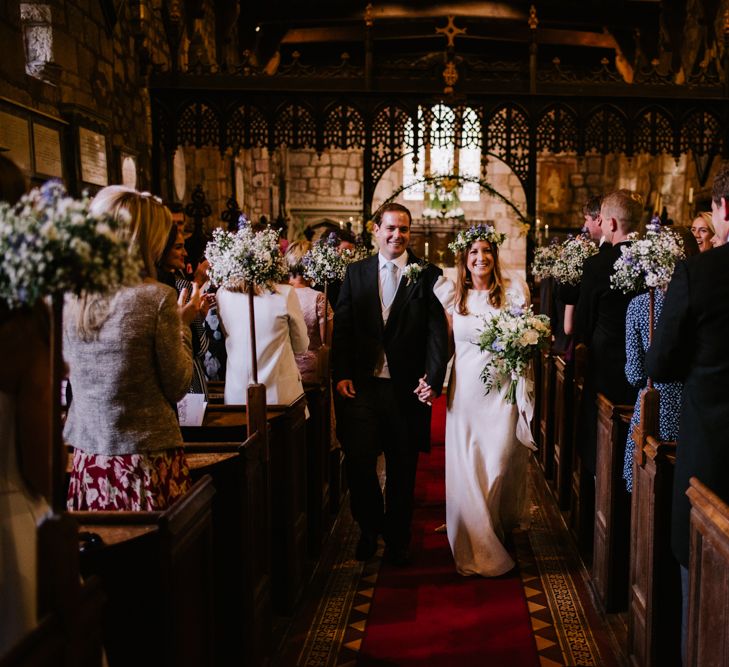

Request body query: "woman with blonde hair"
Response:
[690, 211, 715, 252]
[64, 186, 202, 511]
[285, 240, 332, 383]
[422, 225, 533, 577]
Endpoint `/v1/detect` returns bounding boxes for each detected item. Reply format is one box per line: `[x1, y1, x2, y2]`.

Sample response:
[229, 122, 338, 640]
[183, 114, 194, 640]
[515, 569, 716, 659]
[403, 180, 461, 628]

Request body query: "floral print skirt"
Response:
[67, 448, 192, 511]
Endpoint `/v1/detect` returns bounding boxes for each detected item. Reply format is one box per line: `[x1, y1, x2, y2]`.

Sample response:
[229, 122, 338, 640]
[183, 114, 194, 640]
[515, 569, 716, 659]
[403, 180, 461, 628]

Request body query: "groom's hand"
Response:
[414, 375, 435, 406]
[336, 379, 356, 398]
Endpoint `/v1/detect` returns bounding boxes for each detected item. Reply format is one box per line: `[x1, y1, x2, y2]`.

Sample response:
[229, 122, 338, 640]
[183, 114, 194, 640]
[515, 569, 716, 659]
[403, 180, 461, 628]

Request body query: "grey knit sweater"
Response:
[63, 282, 193, 456]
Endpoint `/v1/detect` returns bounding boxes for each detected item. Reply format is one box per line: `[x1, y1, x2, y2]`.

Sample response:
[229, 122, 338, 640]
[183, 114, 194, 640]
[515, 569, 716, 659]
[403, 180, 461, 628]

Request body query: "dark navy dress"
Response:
[623, 290, 682, 491]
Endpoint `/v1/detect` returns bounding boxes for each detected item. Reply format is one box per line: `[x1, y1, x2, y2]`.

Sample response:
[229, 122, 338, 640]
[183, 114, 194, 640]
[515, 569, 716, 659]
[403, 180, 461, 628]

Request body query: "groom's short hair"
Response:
[373, 202, 412, 227]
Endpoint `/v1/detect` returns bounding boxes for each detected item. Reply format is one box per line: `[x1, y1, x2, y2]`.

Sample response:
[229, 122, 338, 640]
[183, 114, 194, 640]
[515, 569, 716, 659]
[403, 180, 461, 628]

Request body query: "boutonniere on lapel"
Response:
[403, 261, 428, 286]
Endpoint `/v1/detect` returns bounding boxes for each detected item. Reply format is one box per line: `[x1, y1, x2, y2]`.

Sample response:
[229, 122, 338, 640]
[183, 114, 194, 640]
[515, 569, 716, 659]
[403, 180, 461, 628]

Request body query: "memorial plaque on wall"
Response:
[0, 110, 31, 172]
[33, 123, 63, 178]
[78, 126, 108, 186]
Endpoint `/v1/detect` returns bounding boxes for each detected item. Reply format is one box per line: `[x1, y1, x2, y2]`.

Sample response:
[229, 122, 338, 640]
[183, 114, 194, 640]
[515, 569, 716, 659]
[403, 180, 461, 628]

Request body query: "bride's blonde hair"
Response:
[69, 186, 173, 340]
[454, 240, 506, 315]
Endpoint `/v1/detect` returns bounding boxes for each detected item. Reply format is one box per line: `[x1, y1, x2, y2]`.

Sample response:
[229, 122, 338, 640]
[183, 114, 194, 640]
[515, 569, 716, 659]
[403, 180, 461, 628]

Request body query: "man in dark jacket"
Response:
[332, 203, 449, 565]
[646, 164, 729, 658]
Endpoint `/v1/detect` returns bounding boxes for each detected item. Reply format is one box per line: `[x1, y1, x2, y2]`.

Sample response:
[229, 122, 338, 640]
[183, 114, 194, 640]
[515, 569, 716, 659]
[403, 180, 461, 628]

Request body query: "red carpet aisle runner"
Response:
[357, 396, 540, 666]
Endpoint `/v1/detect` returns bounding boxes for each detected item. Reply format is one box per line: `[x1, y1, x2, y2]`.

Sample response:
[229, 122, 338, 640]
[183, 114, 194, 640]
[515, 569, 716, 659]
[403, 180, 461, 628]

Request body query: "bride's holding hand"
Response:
[418, 225, 533, 577]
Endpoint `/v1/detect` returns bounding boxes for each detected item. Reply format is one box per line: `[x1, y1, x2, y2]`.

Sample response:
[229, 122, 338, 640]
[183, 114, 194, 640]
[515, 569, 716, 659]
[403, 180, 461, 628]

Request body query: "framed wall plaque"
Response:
[0, 110, 31, 172]
[33, 123, 63, 178]
[78, 126, 109, 186]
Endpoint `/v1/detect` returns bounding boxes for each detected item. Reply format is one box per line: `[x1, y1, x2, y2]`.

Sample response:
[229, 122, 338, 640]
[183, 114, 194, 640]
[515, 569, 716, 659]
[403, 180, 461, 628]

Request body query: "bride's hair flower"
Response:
[0, 181, 140, 309]
[448, 224, 506, 255]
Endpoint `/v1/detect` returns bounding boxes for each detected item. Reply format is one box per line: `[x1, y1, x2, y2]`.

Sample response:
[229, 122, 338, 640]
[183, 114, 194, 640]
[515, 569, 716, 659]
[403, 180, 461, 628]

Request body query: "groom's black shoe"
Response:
[355, 532, 378, 561]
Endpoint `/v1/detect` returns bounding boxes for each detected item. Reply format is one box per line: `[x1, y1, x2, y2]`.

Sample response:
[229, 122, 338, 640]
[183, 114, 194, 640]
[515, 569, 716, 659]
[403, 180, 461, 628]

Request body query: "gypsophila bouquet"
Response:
[610, 227, 685, 294]
[0, 181, 140, 309]
[342, 242, 372, 263]
[530, 243, 560, 281]
[552, 235, 598, 286]
[302, 232, 349, 287]
[476, 296, 551, 404]
[205, 224, 286, 291]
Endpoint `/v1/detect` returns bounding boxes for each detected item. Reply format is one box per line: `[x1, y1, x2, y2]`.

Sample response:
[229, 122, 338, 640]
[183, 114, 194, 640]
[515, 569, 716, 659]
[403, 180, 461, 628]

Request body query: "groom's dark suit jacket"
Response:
[332, 251, 449, 452]
[646, 244, 729, 566]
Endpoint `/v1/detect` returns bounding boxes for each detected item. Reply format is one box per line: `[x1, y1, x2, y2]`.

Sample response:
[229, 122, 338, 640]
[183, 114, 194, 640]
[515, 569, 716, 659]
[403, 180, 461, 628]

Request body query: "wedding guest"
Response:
[690, 212, 715, 252]
[572, 190, 642, 544]
[216, 268, 309, 406]
[0, 155, 52, 652]
[285, 240, 332, 383]
[646, 163, 729, 662]
[158, 225, 213, 400]
[622, 228, 699, 492]
[64, 187, 202, 511]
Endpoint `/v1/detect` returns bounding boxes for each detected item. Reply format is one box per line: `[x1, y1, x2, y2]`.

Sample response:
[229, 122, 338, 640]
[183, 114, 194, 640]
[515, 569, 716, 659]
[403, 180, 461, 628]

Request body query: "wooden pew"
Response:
[539, 349, 555, 480]
[186, 433, 272, 666]
[592, 393, 633, 612]
[304, 380, 331, 556]
[0, 514, 105, 667]
[70, 476, 216, 667]
[686, 478, 729, 667]
[552, 354, 574, 510]
[569, 343, 589, 547]
[182, 394, 309, 615]
[628, 388, 681, 667]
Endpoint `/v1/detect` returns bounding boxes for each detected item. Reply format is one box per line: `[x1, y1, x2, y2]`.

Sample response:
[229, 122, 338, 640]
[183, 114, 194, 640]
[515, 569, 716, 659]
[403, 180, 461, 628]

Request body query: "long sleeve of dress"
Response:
[624, 297, 646, 388]
[155, 288, 193, 403]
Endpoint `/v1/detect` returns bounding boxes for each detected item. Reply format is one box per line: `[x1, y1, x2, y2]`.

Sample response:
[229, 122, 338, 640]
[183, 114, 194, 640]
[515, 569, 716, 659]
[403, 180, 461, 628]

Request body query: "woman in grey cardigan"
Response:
[64, 187, 202, 511]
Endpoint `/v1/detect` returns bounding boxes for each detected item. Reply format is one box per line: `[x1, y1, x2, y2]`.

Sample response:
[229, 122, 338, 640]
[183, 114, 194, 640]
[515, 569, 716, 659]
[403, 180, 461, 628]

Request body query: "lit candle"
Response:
[688, 187, 694, 204]
[339, 220, 344, 230]
[424, 241, 430, 260]
[545, 224, 549, 239]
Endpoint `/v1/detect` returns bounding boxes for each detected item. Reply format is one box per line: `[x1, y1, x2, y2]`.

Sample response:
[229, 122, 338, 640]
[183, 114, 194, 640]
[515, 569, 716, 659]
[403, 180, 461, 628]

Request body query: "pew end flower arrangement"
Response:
[530, 242, 561, 282]
[552, 234, 598, 286]
[301, 232, 349, 287]
[476, 299, 551, 405]
[0, 181, 140, 309]
[205, 223, 287, 292]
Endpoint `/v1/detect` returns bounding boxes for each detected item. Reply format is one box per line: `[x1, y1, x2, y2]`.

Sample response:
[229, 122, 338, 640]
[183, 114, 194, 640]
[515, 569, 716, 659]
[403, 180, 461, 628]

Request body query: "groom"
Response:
[332, 202, 449, 565]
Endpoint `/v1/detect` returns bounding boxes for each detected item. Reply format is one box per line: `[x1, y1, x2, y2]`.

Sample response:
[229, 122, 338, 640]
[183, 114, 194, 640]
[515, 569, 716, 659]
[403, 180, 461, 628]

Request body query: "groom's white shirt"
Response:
[374, 251, 408, 378]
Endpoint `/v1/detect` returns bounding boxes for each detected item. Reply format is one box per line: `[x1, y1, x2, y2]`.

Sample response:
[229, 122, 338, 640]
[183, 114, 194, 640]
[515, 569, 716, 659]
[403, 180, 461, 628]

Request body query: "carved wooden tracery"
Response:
[152, 91, 729, 218]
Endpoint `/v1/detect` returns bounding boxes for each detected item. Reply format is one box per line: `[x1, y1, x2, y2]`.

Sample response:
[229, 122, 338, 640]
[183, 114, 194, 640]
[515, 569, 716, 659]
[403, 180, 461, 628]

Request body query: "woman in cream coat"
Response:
[217, 282, 309, 405]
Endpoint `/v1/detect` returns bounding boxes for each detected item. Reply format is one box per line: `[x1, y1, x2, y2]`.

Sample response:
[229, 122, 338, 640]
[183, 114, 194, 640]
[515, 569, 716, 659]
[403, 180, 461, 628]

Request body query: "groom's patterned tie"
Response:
[382, 261, 398, 309]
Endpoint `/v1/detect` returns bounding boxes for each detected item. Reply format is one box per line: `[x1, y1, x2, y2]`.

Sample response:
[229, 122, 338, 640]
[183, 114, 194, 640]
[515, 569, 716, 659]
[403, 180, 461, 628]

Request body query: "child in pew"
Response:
[64, 187, 204, 511]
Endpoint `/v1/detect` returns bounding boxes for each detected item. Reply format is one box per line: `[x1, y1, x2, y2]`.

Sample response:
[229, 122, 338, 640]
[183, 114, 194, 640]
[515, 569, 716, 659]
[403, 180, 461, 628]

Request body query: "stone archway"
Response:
[371, 156, 528, 275]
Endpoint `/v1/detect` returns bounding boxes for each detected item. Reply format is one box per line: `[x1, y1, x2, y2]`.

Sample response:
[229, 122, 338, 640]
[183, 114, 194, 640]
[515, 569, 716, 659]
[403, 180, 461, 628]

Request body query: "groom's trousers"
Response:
[338, 377, 420, 550]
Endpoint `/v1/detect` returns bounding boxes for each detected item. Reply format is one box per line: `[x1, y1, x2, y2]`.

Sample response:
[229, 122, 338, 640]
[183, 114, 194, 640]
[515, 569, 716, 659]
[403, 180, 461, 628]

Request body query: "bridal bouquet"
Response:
[0, 181, 140, 309]
[530, 243, 560, 281]
[205, 223, 286, 291]
[476, 300, 551, 404]
[610, 227, 685, 293]
[302, 232, 349, 287]
[552, 235, 598, 286]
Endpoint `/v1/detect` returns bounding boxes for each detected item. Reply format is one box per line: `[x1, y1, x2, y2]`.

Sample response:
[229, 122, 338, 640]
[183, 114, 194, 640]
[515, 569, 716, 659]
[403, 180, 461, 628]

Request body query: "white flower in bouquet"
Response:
[422, 207, 440, 219]
[205, 222, 286, 291]
[476, 298, 551, 404]
[445, 207, 465, 219]
[0, 181, 140, 309]
[302, 232, 349, 287]
[342, 242, 373, 263]
[610, 226, 685, 294]
[530, 243, 560, 281]
[552, 235, 598, 286]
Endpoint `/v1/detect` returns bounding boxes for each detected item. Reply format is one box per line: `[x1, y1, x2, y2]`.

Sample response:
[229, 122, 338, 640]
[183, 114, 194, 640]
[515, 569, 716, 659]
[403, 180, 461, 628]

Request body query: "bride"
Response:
[419, 225, 535, 576]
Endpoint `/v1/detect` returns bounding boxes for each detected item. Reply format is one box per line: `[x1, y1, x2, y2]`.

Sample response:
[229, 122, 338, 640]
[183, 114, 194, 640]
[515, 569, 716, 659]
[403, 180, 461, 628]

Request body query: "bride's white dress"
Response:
[0, 391, 50, 654]
[437, 280, 535, 577]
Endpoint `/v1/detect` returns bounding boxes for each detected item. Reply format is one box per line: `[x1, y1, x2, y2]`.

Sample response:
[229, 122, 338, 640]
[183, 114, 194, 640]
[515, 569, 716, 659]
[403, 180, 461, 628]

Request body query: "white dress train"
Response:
[436, 279, 535, 577]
